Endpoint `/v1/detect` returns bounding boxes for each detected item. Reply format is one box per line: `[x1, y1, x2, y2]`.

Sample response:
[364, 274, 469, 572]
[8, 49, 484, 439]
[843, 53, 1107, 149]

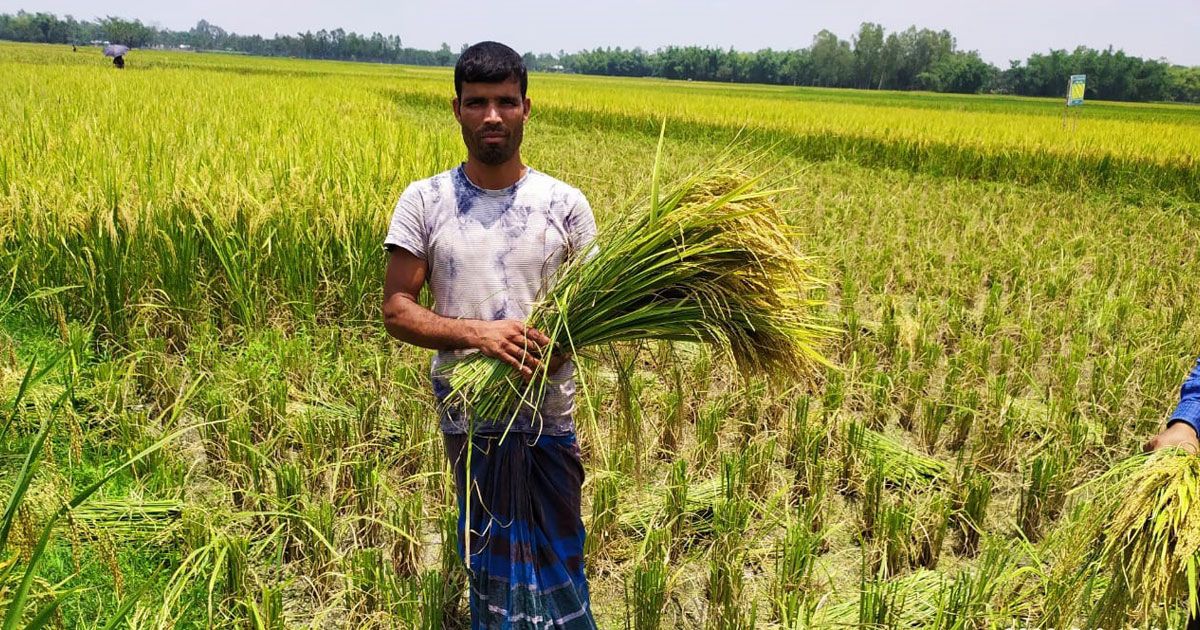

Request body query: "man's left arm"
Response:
[547, 193, 598, 372]
[565, 193, 598, 263]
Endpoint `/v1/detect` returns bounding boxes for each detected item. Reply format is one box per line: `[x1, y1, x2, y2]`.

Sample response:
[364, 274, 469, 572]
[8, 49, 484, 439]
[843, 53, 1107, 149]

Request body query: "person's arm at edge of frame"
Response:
[1144, 356, 1200, 453]
[381, 247, 551, 380]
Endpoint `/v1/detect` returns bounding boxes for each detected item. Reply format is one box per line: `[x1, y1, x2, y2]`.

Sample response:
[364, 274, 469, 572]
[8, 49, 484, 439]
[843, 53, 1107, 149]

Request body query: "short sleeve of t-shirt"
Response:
[383, 182, 426, 259]
[567, 194, 599, 260]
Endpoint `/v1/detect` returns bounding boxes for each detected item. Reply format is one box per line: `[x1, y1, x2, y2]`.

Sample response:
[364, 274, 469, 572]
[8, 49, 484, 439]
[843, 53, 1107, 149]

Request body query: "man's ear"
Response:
[523, 97, 531, 123]
[452, 97, 461, 122]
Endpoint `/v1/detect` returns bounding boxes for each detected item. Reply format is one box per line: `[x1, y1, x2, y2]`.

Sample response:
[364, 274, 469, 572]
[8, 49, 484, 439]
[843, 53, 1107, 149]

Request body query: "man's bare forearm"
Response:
[382, 283, 552, 378]
[383, 293, 480, 352]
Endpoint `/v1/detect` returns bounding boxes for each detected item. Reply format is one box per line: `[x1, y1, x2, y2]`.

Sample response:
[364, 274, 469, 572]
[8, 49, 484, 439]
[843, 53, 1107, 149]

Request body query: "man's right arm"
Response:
[382, 248, 551, 379]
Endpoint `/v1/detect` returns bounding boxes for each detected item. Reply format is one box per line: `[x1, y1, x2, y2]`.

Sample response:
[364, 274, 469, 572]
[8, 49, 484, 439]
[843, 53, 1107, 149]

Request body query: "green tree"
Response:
[434, 42, 454, 66]
[917, 51, 994, 93]
[98, 16, 153, 47]
[809, 30, 854, 87]
[852, 22, 885, 89]
[1167, 66, 1200, 103]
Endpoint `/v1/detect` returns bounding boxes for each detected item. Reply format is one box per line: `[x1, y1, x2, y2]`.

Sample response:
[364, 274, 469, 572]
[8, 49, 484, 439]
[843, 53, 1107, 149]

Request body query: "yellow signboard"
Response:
[1067, 74, 1086, 106]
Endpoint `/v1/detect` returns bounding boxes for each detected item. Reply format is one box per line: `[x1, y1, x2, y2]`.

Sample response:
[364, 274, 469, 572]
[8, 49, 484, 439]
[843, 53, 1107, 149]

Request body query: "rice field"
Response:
[3, 39, 1200, 628]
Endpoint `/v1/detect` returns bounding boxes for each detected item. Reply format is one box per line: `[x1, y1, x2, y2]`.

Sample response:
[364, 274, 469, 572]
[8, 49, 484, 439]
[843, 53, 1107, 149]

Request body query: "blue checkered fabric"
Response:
[444, 432, 596, 630]
[1170, 357, 1200, 439]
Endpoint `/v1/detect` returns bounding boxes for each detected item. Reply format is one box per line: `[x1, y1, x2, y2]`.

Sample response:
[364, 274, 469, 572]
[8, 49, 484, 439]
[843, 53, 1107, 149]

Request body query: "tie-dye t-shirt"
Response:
[383, 164, 596, 435]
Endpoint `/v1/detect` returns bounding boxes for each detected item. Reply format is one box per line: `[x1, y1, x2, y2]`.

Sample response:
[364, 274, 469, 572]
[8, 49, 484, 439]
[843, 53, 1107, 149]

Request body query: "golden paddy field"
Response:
[2, 41, 1200, 628]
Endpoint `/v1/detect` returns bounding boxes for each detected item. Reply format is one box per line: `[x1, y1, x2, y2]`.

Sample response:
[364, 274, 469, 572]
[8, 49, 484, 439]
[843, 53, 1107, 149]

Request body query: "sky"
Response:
[2, 0, 1198, 67]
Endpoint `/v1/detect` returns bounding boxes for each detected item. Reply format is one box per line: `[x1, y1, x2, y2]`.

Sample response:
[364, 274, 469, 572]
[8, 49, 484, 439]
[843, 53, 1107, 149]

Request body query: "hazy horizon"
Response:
[2, 0, 1198, 67]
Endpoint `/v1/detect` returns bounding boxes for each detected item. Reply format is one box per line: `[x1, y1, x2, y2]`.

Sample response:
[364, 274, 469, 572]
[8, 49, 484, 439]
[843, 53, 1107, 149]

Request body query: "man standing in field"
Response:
[381, 41, 598, 629]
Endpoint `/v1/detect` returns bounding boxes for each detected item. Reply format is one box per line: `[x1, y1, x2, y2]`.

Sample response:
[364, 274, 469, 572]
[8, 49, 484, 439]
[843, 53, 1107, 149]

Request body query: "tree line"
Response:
[0, 13, 459, 66]
[558, 25, 1200, 103]
[2, 10, 1198, 103]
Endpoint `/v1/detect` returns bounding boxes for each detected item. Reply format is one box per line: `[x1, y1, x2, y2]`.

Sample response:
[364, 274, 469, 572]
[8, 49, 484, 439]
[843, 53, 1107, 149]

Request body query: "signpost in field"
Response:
[1067, 75, 1086, 106]
[1063, 74, 1086, 129]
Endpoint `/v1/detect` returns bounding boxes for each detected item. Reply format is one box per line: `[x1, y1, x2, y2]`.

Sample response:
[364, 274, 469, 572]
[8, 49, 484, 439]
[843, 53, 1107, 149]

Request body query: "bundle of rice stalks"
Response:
[617, 476, 722, 535]
[811, 568, 946, 627]
[448, 148, 833, 427]
[853, 423, 949, 486]
[68, 499, 184, 544]
[1045, 449, 1200, 626]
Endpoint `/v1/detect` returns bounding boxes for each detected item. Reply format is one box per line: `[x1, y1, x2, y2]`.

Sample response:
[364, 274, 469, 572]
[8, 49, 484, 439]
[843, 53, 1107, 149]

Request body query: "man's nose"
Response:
[483, 104, 502, 123]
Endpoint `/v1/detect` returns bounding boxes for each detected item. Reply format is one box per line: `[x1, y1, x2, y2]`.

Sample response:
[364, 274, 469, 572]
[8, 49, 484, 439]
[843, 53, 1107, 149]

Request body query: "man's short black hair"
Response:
[454, 41, 527, 99]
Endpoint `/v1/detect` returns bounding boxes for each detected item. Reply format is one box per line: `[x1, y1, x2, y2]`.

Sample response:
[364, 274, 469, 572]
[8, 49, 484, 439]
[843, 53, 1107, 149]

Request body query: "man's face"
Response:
[453, 78, 530, 166]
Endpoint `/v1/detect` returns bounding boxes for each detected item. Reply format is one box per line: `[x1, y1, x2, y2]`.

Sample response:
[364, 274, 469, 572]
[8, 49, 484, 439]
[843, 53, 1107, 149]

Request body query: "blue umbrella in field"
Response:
[103, 44, 129, 69]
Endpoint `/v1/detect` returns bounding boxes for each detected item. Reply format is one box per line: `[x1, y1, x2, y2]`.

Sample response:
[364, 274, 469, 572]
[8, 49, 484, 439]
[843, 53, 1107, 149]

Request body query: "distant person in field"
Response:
[381, 41, 598, 628]
[1144, 357, 1200, 454]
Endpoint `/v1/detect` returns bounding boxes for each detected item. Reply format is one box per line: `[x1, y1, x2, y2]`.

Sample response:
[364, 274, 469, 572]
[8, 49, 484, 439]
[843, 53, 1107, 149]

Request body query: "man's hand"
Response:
[1143, 422, 1200, 454]
[470, 320, 553, 380]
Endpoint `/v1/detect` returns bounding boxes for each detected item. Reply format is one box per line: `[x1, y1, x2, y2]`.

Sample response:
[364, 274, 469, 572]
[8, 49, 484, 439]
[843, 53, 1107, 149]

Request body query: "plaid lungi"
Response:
[444, 432, 597, 630]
